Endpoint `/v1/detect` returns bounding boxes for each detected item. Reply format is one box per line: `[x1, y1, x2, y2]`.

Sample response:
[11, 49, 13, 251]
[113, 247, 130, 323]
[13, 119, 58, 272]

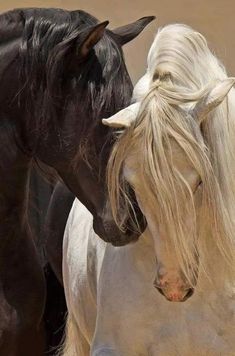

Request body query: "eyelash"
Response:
[194, 180, 202, 193]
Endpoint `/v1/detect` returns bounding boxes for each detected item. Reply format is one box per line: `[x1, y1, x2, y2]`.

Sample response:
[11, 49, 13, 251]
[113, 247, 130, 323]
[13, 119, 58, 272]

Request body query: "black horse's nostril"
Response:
[183, 288, 194, 301]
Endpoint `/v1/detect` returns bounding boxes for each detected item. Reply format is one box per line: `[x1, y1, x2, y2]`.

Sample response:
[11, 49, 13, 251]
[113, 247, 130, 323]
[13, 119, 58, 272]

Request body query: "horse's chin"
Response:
[93, 217, 142, 246]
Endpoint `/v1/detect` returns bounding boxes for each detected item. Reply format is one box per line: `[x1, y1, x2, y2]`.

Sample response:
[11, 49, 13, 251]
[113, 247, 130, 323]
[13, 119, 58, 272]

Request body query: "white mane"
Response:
[107, 24, 235, 285]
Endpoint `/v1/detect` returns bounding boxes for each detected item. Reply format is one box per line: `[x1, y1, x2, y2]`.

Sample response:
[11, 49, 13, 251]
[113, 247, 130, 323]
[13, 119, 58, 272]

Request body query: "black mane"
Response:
[1, 8, 132, 153]
[19, 8, 99, 98]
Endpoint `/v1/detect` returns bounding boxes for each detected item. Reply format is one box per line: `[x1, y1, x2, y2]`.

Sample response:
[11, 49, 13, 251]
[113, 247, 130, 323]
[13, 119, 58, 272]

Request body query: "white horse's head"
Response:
[103, 24, 235, 302]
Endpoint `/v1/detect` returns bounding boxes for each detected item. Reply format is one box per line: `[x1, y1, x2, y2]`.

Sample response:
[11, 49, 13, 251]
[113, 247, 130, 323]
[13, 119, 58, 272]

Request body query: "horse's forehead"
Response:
[124, 139, 199, 189]
[123, 155, 138, 182]
[167, 140, 200, 187]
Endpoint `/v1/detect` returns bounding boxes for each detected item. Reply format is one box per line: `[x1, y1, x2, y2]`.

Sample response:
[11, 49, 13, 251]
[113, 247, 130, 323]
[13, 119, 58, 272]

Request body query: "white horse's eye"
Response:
[193, 180, 202, 194]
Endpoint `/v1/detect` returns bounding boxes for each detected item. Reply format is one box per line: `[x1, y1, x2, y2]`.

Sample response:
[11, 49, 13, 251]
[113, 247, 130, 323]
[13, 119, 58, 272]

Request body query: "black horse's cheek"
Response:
[92, 215, 142, 246]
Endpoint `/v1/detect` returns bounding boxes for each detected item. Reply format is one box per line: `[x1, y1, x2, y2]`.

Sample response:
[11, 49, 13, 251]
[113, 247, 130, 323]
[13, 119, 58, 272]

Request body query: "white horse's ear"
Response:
[192, 78, 235, 123]
[102, 102, 140, 128]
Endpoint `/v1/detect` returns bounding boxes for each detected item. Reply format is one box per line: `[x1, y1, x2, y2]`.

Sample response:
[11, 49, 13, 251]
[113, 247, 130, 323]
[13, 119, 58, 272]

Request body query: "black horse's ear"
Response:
[112, 16, 155, 46]
[78, 21, 109, 57]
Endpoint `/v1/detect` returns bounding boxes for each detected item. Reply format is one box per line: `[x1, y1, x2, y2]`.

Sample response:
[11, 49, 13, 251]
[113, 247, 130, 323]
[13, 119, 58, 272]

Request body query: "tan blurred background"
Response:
[1, 0, 234, 83]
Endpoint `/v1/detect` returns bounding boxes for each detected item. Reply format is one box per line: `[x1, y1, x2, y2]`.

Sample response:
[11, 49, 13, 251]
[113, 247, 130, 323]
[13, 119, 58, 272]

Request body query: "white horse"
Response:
[62, 24, 235, 355]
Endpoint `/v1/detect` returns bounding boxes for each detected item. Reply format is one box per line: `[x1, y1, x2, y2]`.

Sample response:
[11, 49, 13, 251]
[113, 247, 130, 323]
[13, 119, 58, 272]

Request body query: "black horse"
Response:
[0, 7, 154, 355]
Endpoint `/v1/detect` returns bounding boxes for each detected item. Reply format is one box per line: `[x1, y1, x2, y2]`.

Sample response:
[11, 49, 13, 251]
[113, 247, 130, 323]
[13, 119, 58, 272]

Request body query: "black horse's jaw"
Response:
[93, 214, 147, 246]
[93, 186, 147, 246]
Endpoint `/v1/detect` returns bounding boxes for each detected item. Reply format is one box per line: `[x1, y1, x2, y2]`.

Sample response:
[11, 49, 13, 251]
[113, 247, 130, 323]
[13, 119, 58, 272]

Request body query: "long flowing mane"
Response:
[108, 24, 235, 284]
[0, 8, 132, 156]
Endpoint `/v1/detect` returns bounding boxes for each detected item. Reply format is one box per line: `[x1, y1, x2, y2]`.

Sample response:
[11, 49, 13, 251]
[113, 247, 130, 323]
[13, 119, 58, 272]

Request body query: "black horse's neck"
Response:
[0, 115, 31, 230]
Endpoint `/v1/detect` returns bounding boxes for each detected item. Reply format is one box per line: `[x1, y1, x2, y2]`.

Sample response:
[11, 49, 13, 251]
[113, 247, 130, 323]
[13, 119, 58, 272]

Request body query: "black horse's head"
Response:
[1, 8, 154, 245]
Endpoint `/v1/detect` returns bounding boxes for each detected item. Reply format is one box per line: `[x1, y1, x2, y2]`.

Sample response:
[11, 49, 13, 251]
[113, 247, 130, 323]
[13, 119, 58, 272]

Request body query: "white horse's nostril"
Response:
[182, 288, 194, 301]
